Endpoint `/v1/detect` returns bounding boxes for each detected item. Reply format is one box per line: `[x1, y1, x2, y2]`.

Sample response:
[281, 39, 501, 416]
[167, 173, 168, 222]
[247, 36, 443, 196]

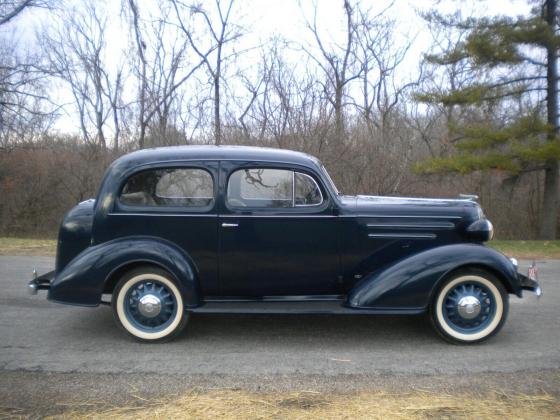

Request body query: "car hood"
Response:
[339, 195, 481, 219]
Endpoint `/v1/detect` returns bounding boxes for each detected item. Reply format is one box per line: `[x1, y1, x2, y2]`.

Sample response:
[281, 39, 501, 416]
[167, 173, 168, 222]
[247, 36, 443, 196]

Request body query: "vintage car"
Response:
[28, 146, 541, 343]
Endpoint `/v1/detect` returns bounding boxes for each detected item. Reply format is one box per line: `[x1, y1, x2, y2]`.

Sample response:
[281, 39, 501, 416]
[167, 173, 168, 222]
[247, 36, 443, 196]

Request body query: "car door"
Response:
[218, 161, 340, 297]
[100, 161, 220, 296]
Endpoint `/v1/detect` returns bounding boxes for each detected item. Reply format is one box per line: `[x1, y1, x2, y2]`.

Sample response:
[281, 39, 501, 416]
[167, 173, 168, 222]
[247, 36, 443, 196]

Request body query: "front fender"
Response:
[48, 236, 199, 307]
[346, 244, 519, 310]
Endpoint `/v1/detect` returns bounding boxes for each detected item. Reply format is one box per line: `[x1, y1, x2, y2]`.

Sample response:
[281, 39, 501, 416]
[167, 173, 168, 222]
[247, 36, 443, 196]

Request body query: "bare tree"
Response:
[41, 1, 125, 150]
[170, 0, 243, 145]
[234, 40, 284, 144]
[0, 0, 53, 26]
[232, 39, 331, 154]
[0, 1, 58, 150]
[0, 36, 56, 150]
[126, 0, 211, 147]
[338, 4, 422, 194]
[303, 0, 361, 145]
[126, 0, 148, 149]
[353, 5, 413, 136]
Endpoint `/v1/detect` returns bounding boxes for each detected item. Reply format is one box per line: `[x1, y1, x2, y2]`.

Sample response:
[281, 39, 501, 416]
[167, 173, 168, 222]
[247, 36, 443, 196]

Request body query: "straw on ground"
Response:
[40, 389, 559, 419]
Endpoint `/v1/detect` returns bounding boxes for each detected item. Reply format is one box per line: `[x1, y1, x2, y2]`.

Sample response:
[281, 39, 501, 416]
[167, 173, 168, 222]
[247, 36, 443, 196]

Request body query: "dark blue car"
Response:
[28, 146, 541, 343]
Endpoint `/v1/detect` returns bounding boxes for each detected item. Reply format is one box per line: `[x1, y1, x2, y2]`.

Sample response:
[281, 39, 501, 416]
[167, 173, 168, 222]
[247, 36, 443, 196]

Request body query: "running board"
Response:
[190, 300, 425, 315]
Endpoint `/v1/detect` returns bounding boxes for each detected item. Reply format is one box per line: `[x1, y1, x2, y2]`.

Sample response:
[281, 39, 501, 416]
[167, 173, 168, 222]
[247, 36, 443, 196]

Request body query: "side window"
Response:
[228, 168, 293, 208]
[120, 168, 214, 208]
[227, 168, 323, 208]
[295, 172, 322, 206]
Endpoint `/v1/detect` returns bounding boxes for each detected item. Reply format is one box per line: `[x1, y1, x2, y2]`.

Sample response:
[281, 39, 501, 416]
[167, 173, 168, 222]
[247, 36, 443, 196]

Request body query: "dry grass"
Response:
[0, 237, 56, 256]
[40, 389, 560, 420]
[490, 240, 560, 260]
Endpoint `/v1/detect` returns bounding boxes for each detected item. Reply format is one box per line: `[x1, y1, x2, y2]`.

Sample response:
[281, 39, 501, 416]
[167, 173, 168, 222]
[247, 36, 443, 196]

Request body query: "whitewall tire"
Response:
[112, 266, 188, 342]
[430, 269, 508, 344]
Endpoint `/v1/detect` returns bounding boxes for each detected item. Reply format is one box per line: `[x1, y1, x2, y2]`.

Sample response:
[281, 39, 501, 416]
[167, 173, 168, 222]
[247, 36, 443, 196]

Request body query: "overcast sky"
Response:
[7, 0, 534, 135]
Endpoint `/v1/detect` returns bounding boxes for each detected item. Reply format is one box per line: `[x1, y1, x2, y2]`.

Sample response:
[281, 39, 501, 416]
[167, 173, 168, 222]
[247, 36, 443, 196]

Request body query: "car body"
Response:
[28, 145, 541, 343]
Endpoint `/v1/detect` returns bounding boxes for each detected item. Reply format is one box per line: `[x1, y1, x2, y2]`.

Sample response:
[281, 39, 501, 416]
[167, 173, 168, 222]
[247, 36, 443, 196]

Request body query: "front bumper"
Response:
[518, 272, 542, 297]
[28, 270, 54, 295]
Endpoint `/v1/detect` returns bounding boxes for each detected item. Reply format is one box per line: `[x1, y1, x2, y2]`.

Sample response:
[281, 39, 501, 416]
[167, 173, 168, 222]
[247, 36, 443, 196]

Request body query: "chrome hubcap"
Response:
[443, 281, 496, 333]
[124, 280, 176, 332]
[457, 295, 481, 319]
[138, 294, 162, 318]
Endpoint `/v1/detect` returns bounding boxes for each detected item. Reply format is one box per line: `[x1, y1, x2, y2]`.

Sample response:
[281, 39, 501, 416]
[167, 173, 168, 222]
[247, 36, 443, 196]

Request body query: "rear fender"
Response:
[346, 244, 520, 310]
[48, 236, 199, 307]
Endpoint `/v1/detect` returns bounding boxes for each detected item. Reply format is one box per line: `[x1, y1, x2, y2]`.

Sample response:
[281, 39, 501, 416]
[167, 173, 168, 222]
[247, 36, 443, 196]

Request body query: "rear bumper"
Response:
[518, 272, 542, 297]
[28, 270, 54, 295]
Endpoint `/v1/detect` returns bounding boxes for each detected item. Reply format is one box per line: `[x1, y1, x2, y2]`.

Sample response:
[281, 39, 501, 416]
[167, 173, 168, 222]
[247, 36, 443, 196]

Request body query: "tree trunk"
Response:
[335, 85, 344, 143]
[214, 73, 221, 145]
[213, 39, 223, 146]
[539, 0, 559, 239]
[541, 161, 559, 239]
[128, 0, 147, 149]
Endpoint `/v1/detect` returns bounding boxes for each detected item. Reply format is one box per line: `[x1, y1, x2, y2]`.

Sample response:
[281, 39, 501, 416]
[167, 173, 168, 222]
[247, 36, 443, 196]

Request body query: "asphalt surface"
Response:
[1, 256, 559, 414]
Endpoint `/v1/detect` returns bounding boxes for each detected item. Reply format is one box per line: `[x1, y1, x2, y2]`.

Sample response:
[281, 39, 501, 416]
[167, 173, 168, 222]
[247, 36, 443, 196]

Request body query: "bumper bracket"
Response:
[518, 272, 542, 298]
[28, 270, 54, 295]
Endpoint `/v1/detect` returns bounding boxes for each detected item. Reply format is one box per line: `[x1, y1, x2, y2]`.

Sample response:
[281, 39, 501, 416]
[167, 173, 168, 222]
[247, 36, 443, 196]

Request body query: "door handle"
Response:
[221, 222, 239, 228]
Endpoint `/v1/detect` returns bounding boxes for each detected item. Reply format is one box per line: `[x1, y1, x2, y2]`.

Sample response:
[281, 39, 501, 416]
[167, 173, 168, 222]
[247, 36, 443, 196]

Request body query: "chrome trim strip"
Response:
[368, 233, 437, 239]
[356, 194, 473, 203]
[109, 212, 458, 221]
[108, 212, 217, 217]
[292, 171, 295, 207]
[109, 212, 336, 218]
[221, 222, 239, 227]
[366, 222, 455, 229]
[220, 214, 336, 218]
[341, 214, 462, 219]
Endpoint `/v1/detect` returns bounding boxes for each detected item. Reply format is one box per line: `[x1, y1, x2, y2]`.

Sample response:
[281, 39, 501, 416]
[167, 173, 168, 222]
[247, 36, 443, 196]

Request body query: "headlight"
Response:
[466, 218, 494, 242]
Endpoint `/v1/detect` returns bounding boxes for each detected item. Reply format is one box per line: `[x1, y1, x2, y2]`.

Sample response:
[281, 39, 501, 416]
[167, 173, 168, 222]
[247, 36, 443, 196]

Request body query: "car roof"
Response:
[114, 145, 322, 169]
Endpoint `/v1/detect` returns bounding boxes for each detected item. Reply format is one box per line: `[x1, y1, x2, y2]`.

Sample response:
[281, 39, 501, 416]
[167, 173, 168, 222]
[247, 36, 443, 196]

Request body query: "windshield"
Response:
[320, 164, 340, 195]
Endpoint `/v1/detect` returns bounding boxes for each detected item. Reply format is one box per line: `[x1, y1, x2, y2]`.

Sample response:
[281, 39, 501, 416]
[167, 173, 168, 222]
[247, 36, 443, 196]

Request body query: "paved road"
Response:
[1, 255, 558, 377]
[1, 255, 559, 415]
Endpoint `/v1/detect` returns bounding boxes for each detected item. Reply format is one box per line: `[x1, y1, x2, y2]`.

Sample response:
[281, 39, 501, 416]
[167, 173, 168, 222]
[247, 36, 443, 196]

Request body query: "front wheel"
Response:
[112, 266, 188, 342]
[430, 269, 508, 344]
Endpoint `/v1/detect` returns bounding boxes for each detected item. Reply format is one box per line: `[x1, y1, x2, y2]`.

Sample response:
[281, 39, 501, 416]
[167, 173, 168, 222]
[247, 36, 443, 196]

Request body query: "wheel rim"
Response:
[442, 281, 497, 334]
[124, 280, 177, 333]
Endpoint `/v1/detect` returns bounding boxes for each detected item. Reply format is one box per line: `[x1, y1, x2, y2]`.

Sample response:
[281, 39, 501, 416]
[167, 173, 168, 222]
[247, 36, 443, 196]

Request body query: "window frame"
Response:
[115, 163, 217, 214]
[294, 171, 324, 207]
[225, 166, 325, 211]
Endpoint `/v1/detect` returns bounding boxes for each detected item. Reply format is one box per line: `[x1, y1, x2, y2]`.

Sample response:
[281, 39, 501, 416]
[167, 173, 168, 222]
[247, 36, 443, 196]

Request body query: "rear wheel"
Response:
[430, 268, 508, 344]
[112, 266, 188, 342]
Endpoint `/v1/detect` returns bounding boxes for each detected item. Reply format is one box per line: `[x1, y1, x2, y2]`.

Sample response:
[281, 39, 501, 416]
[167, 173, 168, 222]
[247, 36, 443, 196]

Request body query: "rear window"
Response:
[120, 168, 214, 207]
